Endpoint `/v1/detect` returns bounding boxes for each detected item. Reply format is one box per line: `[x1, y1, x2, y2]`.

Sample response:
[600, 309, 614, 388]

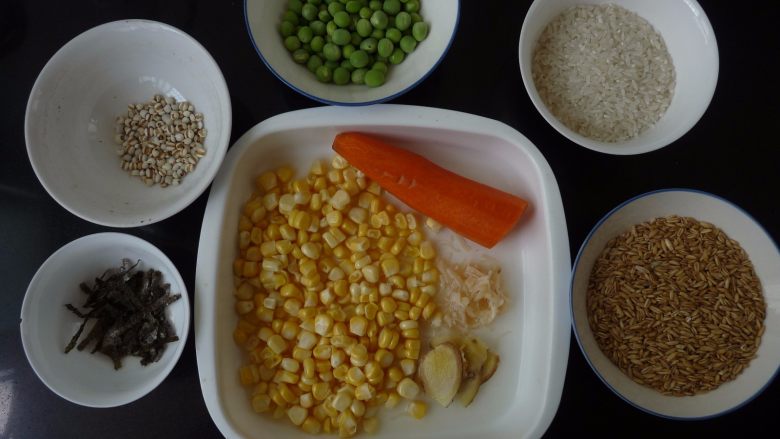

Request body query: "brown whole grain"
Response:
[586, 216, 766, 396]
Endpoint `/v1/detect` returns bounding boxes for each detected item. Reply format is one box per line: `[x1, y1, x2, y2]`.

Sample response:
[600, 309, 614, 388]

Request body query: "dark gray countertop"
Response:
[1, 1, 777, 437]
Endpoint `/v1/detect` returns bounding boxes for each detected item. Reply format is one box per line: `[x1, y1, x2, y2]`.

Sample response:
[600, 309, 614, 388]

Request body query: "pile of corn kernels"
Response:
[232, 155, 442, 437]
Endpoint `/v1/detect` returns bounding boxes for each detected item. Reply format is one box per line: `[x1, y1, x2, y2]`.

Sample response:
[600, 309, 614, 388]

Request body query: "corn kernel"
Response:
[397, 377, 420, 399]
[346, 366, 366, 386]
[287, 405, 308, 426]
[281, 358, 300, 373]
[313, 382, 331, 401]
[337, 411, 358, 438]
[331, 391, 352, 412]
[422, 301, 437, 320]
[301, 416, 322, 434]
[350, 398, 366, 417]
[385, 392, 401, 409]
[268, 334, 287, 354]
[313, 345, 332, 360]
[349, 343, 369, 367]
[361, 264, 380, 283]
[407, 400, 427, 419]
[251, 394, 272, 413]
[349, 316, 368, 337]
[292, 346, 312, 362]
[297, 330, 318, 350]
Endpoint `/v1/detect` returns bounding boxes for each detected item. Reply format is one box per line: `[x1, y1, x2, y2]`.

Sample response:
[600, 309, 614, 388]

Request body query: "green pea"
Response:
[288, 0, 303, 14]
[385, 28, 402, 43]
[325, 59, 340, 70]
[346, 0, 362, 13]
[394, 11, 411, 31]
[292, 48, 310, 64]
[280, 20, 296, 37]
[360, 37, 377, 53]
[327, 2, 344, 16]
[333, 11, 351, 28]
[371, 61, 388, 73]
[307, 54, 323, 73]
[382, 0, 401, 15]
[399, 35, 416, 53]
[364, 69, 385, 87]
[370, 28, 384, 39]
[356, 18, 373, 37]
[301, 3, 318, 21]
[377, 38, 394, 58]
[342, 44, 356, 59]
[404, 0, 419, 13]
[359, 7, 372, 18]
[349, 49, 370, 68]
[333, 67, 350, 85]
[412, 21, 428, 42]
[323, 42, 342, 61]
[308, 0, 321, 4]
[351, 33, 363, 45]
[340, 59, 355, 71]
[318, 10, 331, 22]
[284, 35, 302, 51]
[282, 11, 299, 26]
[388, 47, 405, 64]
[369, 0, 382, 11]
[310, 35, 325, 52]
[297, 26, 314, 43]
[310, 20, 326, 35]
[370, 10, 388, 30]
[332, 28, 351, 45]
[351, 68, 368, 84]
[410, 12, 422, 23]
[326, 20, 337, 35]
[315, 65, 332, 83]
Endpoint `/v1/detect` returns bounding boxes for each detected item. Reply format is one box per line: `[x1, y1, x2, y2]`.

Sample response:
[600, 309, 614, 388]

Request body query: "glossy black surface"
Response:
[1, 1, 778, 437]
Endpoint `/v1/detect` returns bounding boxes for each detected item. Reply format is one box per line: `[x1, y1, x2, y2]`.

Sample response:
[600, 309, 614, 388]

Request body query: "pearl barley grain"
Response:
[113, 95, 207, 187]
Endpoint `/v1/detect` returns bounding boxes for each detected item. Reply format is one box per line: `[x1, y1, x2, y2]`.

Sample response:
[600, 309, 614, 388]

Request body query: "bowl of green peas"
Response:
[245, 0, 459, 105]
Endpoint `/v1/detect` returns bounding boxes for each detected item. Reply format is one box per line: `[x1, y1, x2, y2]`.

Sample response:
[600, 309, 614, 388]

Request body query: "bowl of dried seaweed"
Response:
[20, 232, 190, 407]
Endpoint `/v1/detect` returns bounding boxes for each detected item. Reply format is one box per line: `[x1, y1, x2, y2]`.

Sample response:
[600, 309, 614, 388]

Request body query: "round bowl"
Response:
[519, 0, 718, 155]
[244, 0, 459, 106]
[25, 20, 232, 227]
[20, 232, 191, 407]
[571, 189, 780, 419]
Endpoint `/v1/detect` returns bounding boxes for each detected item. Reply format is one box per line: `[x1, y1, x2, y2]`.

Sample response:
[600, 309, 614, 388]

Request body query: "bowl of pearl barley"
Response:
[25, 19, 231, 227]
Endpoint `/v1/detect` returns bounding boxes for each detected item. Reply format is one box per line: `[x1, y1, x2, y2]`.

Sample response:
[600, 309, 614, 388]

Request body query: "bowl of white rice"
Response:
[519, 0, 718, 155]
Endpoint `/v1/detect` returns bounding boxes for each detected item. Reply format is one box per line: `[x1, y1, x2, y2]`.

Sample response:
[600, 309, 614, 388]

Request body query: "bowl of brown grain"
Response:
[570, 189, 780, 419]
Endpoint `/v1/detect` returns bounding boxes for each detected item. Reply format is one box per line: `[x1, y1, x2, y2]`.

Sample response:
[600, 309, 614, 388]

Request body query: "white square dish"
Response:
[195, 105, 570, 438]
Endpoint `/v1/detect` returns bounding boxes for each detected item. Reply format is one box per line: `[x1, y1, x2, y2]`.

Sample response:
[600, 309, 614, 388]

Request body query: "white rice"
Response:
[532, 4, 676, 143]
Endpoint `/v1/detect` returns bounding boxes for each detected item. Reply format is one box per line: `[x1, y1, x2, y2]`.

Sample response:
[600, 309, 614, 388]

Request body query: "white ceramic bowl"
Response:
[571, 189, 780, 418]
[519, 0, 718, 155]
[25, 20, 232, 227]
[20, 232, 190, 407]
[195, 105, 571, 438]
[244, 0, 459, 105]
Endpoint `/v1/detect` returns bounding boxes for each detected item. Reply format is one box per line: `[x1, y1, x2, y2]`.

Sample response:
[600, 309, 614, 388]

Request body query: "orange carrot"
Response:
[332, 132, 529, 248]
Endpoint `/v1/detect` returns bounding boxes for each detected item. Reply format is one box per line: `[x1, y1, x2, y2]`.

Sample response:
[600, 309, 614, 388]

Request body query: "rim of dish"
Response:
[19, 232, 191, 408]
[23, 19, 232, 228]
[517, 0, 720, 155]
[569, 188, 780, 420]
[242, 0, 461, 106]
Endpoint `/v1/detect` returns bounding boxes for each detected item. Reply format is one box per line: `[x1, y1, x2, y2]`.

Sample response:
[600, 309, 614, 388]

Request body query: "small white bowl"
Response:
[25, 20, 231, 227]
[571, 189, 780, 419]
[519, 0, 719, 155]
[20, 232, 190, 408]
[244, 0, 459, 105]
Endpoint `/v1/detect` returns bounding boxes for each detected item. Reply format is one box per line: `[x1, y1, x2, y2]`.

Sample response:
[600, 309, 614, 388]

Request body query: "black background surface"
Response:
[1, 1, 777, 437]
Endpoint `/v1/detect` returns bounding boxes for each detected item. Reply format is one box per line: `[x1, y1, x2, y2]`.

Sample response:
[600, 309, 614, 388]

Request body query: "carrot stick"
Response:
[332, 132, 529, 248]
